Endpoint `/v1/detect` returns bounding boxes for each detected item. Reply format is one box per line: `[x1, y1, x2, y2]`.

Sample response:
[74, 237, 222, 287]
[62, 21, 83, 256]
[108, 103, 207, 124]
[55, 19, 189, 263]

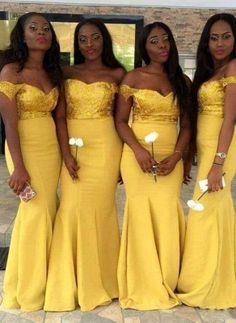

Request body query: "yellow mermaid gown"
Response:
[44, 80, 122, 312]
[177, 76, 236, 309]
[117, 85, 186, 310]
[0, 81, 61, 311]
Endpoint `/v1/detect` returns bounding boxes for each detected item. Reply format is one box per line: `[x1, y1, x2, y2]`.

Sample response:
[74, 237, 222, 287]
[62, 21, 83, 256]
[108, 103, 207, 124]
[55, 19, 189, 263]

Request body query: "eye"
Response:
[92, 34, 102, 41]
[222, 33, 232, 40]
[79, 37, 87, 43]
[150, 38, 159, 44]
[43, 25, 50, 32]
[29, 24, 37, 31]
[209, 35, 218, 41]
[163, 35, 169, 41]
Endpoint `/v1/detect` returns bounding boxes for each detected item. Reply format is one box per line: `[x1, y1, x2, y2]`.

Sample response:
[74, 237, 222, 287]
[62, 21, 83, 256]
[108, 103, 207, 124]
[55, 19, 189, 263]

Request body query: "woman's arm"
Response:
[158, 109, 191, 176]
[0, 65, 30, 194]
[207, 60, 236, 192]
[182, 137, 197, 184]
[115, 73, 156, 173]
[54, 87, 78, 180]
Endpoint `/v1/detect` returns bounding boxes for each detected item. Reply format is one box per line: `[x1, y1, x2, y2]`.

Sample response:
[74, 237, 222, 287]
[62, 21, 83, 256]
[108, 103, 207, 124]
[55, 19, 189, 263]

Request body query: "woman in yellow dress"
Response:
[177, 13, 236, 309]
[44, 18, 125, 312]
[0, 13, 62, 311]
[115, 22, 191, 310]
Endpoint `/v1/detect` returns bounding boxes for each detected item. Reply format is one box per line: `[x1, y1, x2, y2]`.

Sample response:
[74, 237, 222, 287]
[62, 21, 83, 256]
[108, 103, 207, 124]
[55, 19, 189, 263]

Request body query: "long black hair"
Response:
[1, 12, 62, 86]
[192, 13, 236, 129]
[139, 21, 190, 114]
[73, 18, 123, 68]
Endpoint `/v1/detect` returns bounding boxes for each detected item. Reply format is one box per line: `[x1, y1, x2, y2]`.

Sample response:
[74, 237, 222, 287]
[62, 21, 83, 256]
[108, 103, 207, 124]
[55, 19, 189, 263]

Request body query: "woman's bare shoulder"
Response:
[120, 68, 144, 86]
[225, 58, 236, 76]
[111, 67, 126, 84]
[0, 63, 20, 83]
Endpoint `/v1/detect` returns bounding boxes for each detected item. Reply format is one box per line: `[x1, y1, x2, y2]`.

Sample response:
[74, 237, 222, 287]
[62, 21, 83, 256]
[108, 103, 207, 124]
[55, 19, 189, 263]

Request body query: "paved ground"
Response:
[0, 154, 236, 322]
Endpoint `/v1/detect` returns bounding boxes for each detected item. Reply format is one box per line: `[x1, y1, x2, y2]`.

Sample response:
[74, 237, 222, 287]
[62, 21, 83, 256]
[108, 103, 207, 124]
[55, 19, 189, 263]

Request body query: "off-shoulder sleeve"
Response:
[222, 76, 236, 87]
[119, 84, 136, 101]
[0, 81, 22, 100]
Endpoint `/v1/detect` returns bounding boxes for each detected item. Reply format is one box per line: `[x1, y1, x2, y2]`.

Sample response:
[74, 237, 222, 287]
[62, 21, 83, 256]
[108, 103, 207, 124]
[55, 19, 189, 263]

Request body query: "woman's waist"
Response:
[66, 106, 113, 120]
[197, 124, 236, 147]
[198, 104, 223, 117]
[18, 117, 57, 140]
[67, 116, 114, 127]
[133, 114, 178, 123]
[67, 117, 119, 138]
[18, 111, 52, 120]
[197, 114, 223, 140]
[132, 122, 178, 140]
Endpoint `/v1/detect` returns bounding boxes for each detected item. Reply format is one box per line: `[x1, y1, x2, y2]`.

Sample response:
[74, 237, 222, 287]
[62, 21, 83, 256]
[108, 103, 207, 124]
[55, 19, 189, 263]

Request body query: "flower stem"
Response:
[75, 146, 78, 161]
[151, 142, 157, 182]
[197, 190, 208, 201]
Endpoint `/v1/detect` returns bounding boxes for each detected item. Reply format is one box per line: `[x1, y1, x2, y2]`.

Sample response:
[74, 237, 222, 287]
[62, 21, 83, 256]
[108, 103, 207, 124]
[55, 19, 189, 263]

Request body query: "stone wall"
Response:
[0, 2, 235, 55]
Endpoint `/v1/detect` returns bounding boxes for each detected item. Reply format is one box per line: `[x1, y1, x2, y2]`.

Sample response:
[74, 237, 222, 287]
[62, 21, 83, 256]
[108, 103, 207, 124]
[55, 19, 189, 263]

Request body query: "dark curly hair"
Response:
[139, 21, 190, 114]
[1, 12, 62, 86]
[191, 13, 236, 131]
[73, 18, 123, 68]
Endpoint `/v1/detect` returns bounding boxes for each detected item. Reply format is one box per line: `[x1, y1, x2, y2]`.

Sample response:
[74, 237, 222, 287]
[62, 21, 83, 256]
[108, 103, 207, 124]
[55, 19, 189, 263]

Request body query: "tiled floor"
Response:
[1, 281, 236, 323]
[0, 154, 236, 322]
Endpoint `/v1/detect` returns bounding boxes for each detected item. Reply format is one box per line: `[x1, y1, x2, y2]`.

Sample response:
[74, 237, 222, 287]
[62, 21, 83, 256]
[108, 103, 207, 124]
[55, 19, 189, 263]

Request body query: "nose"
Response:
[37, 27, 45, 35]
[86, 38, 93, 47]
[217, 37, 222, 46]
[158, 40, 166, 48]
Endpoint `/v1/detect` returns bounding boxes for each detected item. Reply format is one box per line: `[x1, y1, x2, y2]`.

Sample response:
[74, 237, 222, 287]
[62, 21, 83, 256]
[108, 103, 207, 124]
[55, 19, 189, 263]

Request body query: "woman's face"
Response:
[23, 15, 52, 51]
[208, 20, 235, 63]
[145, 26, 170, 64]
[78, 23, 103, 61]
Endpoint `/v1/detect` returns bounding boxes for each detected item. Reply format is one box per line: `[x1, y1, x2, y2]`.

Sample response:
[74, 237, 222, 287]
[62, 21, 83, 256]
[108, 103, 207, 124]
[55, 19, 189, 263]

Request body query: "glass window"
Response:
[179, 55, 196, 80]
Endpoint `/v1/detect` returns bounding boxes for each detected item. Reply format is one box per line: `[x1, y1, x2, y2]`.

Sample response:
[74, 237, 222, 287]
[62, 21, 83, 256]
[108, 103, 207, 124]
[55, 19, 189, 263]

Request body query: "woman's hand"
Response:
[8, 166, 31, 195]
[64, 154, 79, 181]
[117, 173, 123, 185]
[183, 158, 193, 184]
[134, 146, 157, 173]
[207, 165, 224, 192]
[157, 152, 180, 176]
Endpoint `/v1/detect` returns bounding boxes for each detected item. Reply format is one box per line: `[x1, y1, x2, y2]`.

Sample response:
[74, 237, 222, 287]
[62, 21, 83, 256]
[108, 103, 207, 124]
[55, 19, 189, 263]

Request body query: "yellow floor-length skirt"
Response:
[177, 115, 236, 309]
[3, 116, 61, 311]
[44, 117, 122, 311]
[118, 121, 186, 310]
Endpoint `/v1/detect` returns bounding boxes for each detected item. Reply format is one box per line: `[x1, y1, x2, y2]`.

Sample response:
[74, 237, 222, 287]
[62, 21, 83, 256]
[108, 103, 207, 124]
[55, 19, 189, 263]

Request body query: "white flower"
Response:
[69, 137, 76, 145]
[75, 138, 84, 147]
[187, 199, 204, 212]
[144, 131, 159, 143]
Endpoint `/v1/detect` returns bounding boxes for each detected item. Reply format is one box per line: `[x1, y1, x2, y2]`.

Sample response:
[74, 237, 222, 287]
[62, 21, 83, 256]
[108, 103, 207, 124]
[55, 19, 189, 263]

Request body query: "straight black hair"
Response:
[139, 21, 190, 114]
[191, 13, 236, 132]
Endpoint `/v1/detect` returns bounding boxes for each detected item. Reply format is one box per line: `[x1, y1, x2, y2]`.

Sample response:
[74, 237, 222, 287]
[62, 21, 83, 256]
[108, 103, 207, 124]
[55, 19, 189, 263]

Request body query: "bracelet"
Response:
[213, 162, 223, 166]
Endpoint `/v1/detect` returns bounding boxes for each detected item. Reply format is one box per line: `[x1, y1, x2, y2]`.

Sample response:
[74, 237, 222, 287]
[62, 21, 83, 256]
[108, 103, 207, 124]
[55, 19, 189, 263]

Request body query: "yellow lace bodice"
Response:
[0, 81, 59, 120]
[119, 84, 179, 123]
[65, 79, 118, 119]
[198, 76, 236, 117]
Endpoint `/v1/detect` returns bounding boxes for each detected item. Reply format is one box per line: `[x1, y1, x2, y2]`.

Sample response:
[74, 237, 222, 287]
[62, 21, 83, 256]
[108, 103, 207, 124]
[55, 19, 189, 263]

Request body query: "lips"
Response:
[159, 51, 169, 58]
[215, 49, 225, 55]
[36, 36, 47, 43]
[86, 48, 96, 55]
